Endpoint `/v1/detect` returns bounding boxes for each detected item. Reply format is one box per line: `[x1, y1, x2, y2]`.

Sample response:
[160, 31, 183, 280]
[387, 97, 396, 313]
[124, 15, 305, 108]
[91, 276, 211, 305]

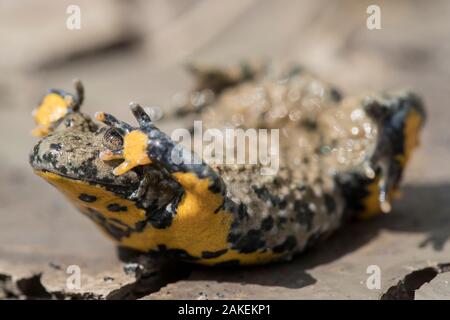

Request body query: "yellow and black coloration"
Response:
[29, 68, 426, 266]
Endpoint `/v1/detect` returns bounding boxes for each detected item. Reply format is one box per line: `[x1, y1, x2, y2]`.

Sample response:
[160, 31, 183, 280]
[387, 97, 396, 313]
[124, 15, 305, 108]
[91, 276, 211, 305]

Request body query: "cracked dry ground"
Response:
[1, 0, 450, 299]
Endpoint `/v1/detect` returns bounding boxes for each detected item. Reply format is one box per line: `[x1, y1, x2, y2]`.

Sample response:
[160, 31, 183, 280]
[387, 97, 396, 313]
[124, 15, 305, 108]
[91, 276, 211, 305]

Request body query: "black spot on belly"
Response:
[78, 193, 97, 203]
[107, 203, 128, 212]
[229, 229, 265, 253]
[155, 245, 199, 261]
[84, 208, 130, 240]
[201, 249, 228, 259]
[272, 236, 297, 253]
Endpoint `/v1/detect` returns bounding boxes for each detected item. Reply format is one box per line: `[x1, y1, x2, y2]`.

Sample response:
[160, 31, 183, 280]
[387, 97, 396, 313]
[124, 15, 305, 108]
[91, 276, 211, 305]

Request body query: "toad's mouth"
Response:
[33, 169, 139, 197]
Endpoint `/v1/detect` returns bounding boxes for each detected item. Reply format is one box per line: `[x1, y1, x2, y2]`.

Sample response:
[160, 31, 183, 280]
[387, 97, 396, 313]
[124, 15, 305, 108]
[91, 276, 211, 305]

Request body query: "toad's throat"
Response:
[34, 170, 274, 265]
[35, 170, 147, 230]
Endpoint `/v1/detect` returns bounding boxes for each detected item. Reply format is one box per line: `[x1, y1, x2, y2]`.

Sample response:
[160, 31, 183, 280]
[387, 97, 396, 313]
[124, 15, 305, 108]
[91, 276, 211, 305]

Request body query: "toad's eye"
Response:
[103, 128, 123, 151]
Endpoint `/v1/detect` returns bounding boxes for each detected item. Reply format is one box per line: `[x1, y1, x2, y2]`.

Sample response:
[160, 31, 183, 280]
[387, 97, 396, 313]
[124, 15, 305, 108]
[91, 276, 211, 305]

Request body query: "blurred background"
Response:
[1, 0, 450, 299]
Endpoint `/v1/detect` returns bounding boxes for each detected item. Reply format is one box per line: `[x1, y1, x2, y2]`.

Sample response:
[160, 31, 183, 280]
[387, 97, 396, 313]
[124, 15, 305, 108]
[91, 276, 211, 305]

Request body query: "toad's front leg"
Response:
[95, 103, 227, 217]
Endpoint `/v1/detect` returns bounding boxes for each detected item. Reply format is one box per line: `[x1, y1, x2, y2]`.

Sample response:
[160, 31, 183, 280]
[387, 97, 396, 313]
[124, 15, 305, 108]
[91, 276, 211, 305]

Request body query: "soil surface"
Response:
[1, 0, 450, 299]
